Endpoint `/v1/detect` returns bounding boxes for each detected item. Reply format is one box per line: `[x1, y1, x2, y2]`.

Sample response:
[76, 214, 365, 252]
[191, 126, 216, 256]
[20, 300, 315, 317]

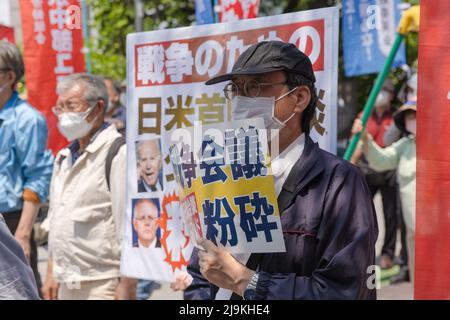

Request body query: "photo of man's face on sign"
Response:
[136, 139, 163, 193]
[131, 198, 161, 248]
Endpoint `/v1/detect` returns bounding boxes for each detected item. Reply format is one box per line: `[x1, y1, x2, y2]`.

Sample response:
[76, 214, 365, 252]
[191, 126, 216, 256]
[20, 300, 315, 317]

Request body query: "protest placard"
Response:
[121, 7, 338, 281]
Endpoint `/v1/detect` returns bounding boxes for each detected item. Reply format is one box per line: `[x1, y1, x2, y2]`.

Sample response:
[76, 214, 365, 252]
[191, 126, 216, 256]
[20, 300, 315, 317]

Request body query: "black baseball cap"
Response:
[205, 40, 316, 85]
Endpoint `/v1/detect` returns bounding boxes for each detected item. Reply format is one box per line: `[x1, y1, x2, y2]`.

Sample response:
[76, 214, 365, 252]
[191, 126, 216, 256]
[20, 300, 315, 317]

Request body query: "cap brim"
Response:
[205, 67, 285, 85]
[394, 105, 416, 132]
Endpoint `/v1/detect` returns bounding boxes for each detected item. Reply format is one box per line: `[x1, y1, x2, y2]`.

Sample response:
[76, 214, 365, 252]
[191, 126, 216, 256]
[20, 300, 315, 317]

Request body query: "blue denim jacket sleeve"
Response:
[14, 102, 54, 203]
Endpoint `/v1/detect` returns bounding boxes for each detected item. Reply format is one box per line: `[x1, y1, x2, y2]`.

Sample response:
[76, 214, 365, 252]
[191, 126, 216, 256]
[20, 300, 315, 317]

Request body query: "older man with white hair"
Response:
[41, 73, 136, 300]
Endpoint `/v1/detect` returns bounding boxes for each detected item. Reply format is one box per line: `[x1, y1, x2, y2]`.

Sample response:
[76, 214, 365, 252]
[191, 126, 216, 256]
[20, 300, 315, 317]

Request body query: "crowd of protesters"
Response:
[0, 39, 417, 300]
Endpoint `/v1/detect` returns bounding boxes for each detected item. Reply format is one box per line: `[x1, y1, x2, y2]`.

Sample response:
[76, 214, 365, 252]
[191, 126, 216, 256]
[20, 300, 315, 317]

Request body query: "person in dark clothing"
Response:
[183, 41, 378, 300]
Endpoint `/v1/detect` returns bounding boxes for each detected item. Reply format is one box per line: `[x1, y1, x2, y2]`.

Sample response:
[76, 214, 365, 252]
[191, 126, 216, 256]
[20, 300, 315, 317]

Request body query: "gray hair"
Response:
[0, 40, 24, 86]
[135, 139, 161, 161]
[104, 76, 122, 95]
[56, 73, 109, 112]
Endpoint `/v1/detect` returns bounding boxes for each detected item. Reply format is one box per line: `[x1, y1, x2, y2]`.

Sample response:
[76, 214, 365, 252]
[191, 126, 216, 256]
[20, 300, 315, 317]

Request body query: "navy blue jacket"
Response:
[184, 135, 378, 300]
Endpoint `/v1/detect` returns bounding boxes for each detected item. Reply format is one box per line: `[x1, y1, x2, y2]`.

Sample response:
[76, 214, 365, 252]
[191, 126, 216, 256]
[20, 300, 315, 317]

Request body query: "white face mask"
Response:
[231, 87, 298, 132]
[375, 90, 391, 108]
[57, 105, 96, 141]
[405, 117, 416, 135]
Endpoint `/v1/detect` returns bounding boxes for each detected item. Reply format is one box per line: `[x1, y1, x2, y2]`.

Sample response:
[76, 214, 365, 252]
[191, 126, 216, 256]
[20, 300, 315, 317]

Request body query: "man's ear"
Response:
[96, 100, 105, 115]
[5, 70, 16, 87]
[293, 85, 311, 114]
[87, 100, 104, 121]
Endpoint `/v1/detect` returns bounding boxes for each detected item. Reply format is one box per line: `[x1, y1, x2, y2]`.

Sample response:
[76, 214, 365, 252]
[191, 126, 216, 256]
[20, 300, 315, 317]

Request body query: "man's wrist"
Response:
[233, 267, 255, 296]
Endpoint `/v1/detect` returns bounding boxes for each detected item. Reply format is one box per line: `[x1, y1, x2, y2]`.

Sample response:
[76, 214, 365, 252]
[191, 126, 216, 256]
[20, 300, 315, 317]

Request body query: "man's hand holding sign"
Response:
[198, 238, 255, 297]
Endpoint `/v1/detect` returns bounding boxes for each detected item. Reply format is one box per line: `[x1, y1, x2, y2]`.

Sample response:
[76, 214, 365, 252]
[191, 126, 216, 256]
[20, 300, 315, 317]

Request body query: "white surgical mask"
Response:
[231, 87, 298, 132]
[405, 118, 416, 135]
[375, 90, 391, 108]
[57, 105, 96, 141]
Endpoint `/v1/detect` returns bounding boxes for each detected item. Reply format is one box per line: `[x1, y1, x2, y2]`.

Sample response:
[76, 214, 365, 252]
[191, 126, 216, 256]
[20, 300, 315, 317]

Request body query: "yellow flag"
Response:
[397, 5, 420, 35]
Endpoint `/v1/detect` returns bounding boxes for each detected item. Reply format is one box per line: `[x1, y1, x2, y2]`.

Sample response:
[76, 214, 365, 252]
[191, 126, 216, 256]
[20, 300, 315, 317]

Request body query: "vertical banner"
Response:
[218, 0, 260, 22]
[195, 0, 214, 25]
[342, 0, 406, 77]
[19, 0, 85, 153]
[415, 0, 450, 300]
[0, 24, 15, 43]
[121, 7, 339, 282]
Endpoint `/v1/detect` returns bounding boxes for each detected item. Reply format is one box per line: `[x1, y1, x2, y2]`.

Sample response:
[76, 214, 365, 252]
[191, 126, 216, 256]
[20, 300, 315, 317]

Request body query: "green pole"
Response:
[81, 0, 91, 73]
[213, 0, 219, 23]
[344, 33, 404, 161]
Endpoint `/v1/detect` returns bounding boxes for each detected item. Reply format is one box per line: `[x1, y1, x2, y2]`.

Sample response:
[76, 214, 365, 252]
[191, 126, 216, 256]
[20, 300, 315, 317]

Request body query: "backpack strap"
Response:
[105, 136, 126, 191]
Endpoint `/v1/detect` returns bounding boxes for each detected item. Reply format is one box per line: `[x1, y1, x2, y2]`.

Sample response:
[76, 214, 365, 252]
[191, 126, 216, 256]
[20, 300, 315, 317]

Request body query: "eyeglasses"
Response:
[52, 101, 95, 116]
[223, 80, 288, 101]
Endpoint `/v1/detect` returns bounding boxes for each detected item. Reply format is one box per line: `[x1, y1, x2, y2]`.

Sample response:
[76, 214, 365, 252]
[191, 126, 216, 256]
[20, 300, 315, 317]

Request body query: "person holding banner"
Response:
[352, 101, 417, 284]
[41, 74, 136, 300]
[0, 40, 54, 293]
[184, 41, 378, 300]
[349, 80, 400, 270]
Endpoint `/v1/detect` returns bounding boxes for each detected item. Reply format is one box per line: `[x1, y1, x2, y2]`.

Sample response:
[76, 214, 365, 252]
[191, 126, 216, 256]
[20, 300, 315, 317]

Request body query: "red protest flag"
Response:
[218, 0, 260, 22]
[19, 0, 85, 154]
[415, 0, 450, 299]
[0, 24, 15, 43]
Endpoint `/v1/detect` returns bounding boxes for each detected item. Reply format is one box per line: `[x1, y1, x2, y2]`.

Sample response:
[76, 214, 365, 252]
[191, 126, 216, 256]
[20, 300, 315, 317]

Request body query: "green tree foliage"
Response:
[88, 0, 195, 81]
[87, 0, 418, 94]
[87, 0, 134, 80]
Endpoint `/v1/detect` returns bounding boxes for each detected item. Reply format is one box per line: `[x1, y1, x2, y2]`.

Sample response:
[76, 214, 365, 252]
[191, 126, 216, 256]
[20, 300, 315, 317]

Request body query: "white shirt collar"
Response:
[143, 180, 162, 192]
[138, 238, 156, 249]
[271, 134, 305, 195]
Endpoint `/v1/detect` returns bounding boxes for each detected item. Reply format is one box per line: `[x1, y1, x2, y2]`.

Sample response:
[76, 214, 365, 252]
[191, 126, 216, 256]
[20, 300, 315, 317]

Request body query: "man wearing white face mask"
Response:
[353, 101, 417, 286]
[41, 73, 136, 300]
[184, 41, 378, 300]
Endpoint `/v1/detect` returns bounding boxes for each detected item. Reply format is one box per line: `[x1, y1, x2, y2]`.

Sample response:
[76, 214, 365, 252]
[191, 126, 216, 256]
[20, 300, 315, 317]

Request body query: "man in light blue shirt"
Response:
[0, 40, 53, 293]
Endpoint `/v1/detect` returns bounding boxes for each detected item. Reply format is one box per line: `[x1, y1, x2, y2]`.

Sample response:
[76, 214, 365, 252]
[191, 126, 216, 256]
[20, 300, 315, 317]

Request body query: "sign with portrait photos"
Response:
[121, 7, 338, 282]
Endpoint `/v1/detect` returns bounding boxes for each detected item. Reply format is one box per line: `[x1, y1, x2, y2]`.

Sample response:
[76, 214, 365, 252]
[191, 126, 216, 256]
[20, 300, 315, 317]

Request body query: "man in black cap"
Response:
[184, 41, 378, 300]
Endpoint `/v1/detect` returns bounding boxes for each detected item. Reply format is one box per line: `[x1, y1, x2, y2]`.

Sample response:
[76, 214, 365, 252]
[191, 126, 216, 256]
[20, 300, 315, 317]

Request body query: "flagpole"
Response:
[343, 33, 404, 161]
[213, 0, 219, 23]
[344, 5, 420, 161]
[80, 0, 91, 73]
